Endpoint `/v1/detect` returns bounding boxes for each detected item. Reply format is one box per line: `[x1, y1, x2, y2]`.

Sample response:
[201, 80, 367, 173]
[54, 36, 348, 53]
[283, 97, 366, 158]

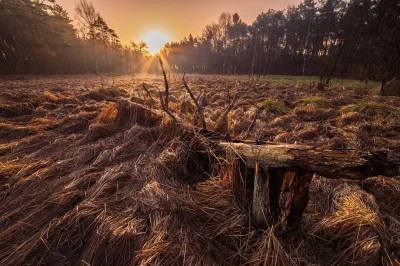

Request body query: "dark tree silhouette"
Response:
[0, 0, 148, 75]
[160, 0, 399, 85]
[0, 0, 399, 84]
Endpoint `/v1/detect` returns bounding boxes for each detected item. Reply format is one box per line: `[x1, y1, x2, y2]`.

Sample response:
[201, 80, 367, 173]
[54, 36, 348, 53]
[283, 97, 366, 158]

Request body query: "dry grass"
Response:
[257, 98, 289, 115]
[340, 102, 399, 118]
[0, 75, 399, 265]
[310, 183, 387, 265]
[294, 96, 331, 108]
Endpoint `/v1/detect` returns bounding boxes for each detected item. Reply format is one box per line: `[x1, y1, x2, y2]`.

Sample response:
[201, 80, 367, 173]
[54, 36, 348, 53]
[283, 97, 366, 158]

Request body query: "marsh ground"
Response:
[0, 75, 399, 265]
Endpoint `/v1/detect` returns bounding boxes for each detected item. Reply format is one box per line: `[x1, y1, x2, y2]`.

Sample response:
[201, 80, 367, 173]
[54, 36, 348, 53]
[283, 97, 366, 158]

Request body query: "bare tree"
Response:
[76, 0, 99, 75]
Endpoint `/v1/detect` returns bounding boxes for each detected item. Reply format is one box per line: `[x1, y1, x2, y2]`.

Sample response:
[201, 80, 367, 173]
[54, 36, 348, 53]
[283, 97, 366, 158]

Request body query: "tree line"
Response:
[161, 0, 400, 85]
[0, 0, 150, 76]
[0, 0, 399, 86]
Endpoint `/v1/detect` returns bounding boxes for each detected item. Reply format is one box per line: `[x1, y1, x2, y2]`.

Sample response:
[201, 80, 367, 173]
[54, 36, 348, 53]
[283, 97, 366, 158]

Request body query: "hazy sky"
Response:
[58, 0, 302, 45]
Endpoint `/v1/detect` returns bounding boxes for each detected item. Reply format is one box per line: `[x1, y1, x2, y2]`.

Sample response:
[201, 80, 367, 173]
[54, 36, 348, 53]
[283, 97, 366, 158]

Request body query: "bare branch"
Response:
[223, 95, 238, 117]
[158, 57, 169, 110]
[182, 71, 207, 129]
[158, 90, 177, 122]
[244, 108, 259, 140]
[141, 83, 153, 99]
[214, 95, 237, 137]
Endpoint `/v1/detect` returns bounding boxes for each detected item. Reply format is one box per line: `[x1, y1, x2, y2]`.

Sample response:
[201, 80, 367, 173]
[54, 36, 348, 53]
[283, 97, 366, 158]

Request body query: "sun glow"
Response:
[141, 31, 171, 55]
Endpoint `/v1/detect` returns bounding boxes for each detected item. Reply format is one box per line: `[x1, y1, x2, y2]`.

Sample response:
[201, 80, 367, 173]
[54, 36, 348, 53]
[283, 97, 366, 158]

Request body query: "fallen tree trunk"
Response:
[219, 142, 399, 179]
[220, 142, 399, 232]
[124, 100, 400, 232]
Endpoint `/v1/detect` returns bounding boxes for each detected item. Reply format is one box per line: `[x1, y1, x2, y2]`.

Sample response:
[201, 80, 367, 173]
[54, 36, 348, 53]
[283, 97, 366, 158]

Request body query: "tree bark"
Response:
[252, 162, 271, 228]
[218, 142, 399, 179]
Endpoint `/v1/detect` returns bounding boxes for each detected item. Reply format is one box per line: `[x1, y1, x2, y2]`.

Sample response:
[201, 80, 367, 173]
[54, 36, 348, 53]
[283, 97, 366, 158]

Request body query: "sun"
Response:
[141, 31, 171, 55]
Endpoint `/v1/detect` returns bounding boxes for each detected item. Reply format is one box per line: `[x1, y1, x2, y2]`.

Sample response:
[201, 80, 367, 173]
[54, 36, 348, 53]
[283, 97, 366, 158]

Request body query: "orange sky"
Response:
[58, 0, 302, 44]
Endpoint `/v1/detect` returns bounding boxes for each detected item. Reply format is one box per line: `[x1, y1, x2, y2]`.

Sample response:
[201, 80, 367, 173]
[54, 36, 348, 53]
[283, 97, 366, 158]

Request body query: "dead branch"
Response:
[159, 90, 177, 122]
[214, 95, 237, 137]
[224, 95, 237, 137]
[224, 95, 237, 116]
[244, 108, 259, 140]
[141, 83, 152, 99]
[182, 71, 207, 129]
[158, 57, 169, 110]
[225, 86, 231, 103]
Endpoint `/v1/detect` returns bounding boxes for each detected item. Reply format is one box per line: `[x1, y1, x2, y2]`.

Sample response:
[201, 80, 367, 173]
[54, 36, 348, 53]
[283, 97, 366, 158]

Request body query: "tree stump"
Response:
[252, 162, 271, 228]
[220, 142, 399, 232]
[250, 165, 312, 231]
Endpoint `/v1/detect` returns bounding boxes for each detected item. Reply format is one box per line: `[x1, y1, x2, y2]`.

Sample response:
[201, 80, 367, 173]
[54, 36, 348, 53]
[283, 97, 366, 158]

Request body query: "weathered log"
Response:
[220, 142, 400, 232]
[114, 103, 400, 232]
[118, 103, 399, 180]
[219, 142, 399, 179]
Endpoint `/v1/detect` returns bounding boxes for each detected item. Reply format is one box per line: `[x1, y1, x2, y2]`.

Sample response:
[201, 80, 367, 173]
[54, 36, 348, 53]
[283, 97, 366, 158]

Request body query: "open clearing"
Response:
[0, 75, 399, 265]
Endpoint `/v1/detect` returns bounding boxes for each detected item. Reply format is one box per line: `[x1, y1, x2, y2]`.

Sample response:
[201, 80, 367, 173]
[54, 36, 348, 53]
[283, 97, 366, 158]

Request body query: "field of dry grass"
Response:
[0, 75, 399, 265]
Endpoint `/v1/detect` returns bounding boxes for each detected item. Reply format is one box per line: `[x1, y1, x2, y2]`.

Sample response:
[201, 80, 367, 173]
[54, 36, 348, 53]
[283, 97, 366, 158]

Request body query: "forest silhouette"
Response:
[0, 0, 399, 86]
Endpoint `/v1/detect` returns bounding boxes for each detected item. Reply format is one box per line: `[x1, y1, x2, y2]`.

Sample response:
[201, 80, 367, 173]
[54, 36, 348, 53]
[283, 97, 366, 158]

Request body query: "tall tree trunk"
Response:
[92, 34, 99, 75]
[325, 42, 345, 85]
[303, 11, 312, 76]
[251, 32, 258, 76]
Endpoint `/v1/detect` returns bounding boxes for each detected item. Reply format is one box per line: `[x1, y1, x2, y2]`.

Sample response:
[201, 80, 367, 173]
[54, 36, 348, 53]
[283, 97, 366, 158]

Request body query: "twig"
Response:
[224, 95, 237, 138]
[159, 90, 177, 122]
[141, 83, 153, 99]
[244, 108, 259, 140]
[223, 95, 238, 118]
[158, 57, 169, 110]
[214, 95, 238, 138]
[182, 71, 207, 129]
[225, 87, 231, 103]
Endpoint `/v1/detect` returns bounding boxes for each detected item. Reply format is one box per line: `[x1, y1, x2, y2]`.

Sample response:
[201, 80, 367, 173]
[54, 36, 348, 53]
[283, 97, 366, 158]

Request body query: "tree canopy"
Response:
[0, 0, 399, 84]
[161, 0, 400, 84]
[0, 0, 148, 75]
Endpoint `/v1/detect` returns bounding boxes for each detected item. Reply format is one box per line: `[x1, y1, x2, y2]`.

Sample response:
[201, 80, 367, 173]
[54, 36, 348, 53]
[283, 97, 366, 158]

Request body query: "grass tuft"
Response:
[257, 98, 289, 115]
[295, 96, 330, 108]
[340, 102, 399, 118]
